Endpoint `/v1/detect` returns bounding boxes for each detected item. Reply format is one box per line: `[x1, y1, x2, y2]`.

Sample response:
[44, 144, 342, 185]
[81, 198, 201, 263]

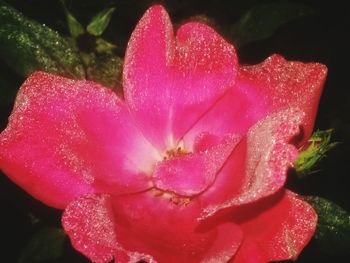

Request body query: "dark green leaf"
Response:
[231, 1, 314, 47]
[87, 7, 115, 36]
[295, 129, 338, 177]
[18, 227, 66, 263]
[305, 196, 350, 254]
[0, 1, 85, 78]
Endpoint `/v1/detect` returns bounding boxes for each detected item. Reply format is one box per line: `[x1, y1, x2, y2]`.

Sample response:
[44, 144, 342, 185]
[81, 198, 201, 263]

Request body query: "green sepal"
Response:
[295, 129, 338, 176]
[60, 0, 84, 38]
[305, 196, 350, 255]
[95, 38, 117, 54]
[86, 7, 115, 36]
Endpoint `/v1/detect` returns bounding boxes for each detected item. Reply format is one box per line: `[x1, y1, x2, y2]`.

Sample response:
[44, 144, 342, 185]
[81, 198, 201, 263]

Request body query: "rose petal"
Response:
[112, 191, 242, 262]
[124, 5, 237, 151]
[153, 134, 240, 196]
[62, 194, 119, 263]
[62, 194, 160, 263]
[200, 108, 302, 219]
[232, 190, 317, 262]
[0, 72, 159, 208]
[229, 240, 265, 263]
[185, 54, 327, 146]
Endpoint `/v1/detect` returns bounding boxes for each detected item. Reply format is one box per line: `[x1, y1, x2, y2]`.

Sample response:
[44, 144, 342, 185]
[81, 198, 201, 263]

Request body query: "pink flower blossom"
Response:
[0, 5, 327, 263]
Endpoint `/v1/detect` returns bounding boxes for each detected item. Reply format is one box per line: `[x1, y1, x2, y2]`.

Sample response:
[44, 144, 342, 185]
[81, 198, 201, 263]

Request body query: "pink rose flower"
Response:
[0, 5, 327, 263]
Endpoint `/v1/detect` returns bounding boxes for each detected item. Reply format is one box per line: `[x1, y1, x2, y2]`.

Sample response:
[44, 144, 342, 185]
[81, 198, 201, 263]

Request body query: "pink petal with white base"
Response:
[153, 134, 240, 196]
[124, 5, 237, 150]
[0, 72, 159, 208]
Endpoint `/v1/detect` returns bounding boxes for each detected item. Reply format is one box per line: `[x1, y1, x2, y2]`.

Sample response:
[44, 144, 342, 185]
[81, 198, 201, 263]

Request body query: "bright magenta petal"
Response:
[62, 194, 121, 263]
[229, 240, 265, 263]
[0, 72, 159, 208]
[153, 134, 240, 196]
[185, 54, 326, 146]
[232, 190, 317, 262]
[63, 195, 159, 263]
[112, 191, 242, 262]
[200, 108, 302, 218]
[124, 5, 237, 150]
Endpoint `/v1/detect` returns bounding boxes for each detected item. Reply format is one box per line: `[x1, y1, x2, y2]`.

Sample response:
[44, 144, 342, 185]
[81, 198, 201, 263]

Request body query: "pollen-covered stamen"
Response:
[151, 189, 192, 206]
[163, 146, 188, 160]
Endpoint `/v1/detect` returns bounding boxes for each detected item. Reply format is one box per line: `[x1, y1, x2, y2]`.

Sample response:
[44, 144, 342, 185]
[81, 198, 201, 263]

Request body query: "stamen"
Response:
[163, 146, 188, 160]
[151, 189, 191, 206]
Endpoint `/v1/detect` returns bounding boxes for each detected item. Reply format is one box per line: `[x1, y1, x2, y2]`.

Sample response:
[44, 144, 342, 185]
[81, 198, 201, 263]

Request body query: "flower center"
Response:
[151, 189, 191, 206]
[163, 146, 188, 160]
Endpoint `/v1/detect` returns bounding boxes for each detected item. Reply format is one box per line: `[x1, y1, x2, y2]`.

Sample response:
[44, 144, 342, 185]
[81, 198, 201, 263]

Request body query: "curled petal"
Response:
[200, 108, 302, 218]
[232, 190, 317, 262]
[124, 5, 237, 150]
[0, 72, 159, 208]
[240, 54, 327, 141]
[153, 134, 240, 196]
[185, 54, 327, 146]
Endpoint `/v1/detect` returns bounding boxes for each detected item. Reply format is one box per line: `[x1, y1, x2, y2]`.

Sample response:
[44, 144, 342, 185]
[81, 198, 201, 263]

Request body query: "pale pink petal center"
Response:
[153, 134, 240, 196]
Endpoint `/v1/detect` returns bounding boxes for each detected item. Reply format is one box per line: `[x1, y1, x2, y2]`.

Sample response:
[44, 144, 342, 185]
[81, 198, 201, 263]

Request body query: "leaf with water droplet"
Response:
[305, 196, 350, 255]
[87, 7, 115, 36]
[0, 1, 84, 78]
[231, 1, 314, 47]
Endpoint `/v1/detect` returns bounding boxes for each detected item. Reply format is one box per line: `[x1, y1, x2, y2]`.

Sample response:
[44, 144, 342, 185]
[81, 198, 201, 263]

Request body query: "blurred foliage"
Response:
[230, 1, 314, 47]
[306, 196, 350, 255]
[85, 52, 123, 91]
[18, 227, 66, 263]
[0, 0, 85, 78]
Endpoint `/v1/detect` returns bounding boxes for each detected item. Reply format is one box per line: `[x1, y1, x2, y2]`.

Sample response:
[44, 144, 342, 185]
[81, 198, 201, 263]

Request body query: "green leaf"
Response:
[231, 1, 314, 47]
[86, 52, 123, 90]
[86, 7, 115, 36]
[305, 196, 350, 254]
[60, 0, 84, 38]
[294, 129, 338, 177]
[0, 1, 85, 78]
[18, 227, 66, 263]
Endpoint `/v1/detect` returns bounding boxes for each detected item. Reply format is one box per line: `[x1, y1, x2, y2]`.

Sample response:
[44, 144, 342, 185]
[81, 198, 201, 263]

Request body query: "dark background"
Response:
[0, 0, 349, 262]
